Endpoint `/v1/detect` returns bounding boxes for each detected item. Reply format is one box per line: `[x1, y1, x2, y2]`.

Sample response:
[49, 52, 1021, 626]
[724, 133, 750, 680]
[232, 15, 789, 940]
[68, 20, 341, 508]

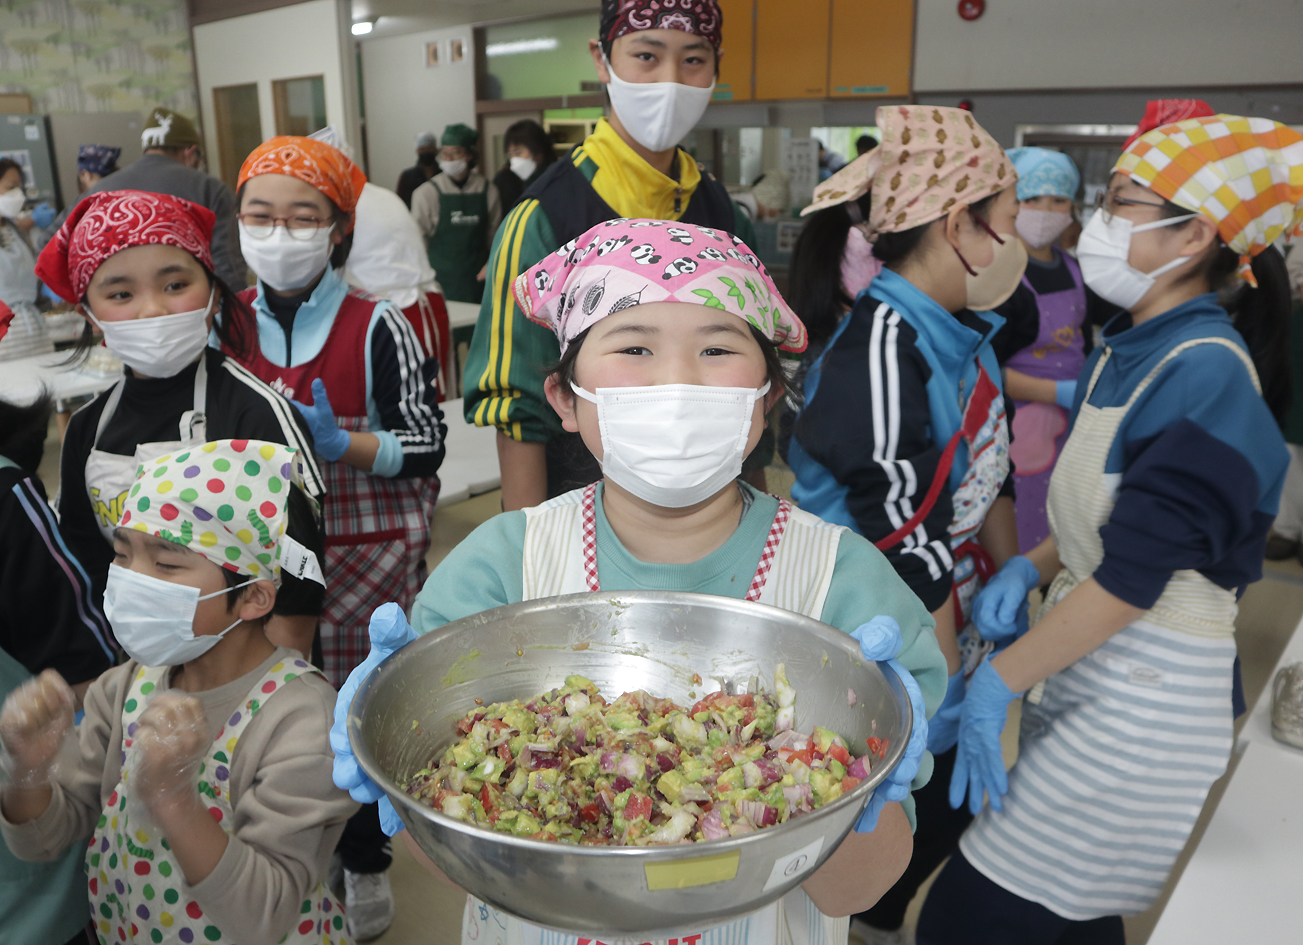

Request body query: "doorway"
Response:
[273, 75, 327, 137]
[213, 82, 262, 190]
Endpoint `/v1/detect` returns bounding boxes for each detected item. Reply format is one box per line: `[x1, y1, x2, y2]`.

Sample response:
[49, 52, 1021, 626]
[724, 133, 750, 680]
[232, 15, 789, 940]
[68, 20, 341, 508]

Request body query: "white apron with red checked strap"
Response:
[87, 658, 349, 945]
[465, 483, 850, 945]
[318, 416, 440, 687]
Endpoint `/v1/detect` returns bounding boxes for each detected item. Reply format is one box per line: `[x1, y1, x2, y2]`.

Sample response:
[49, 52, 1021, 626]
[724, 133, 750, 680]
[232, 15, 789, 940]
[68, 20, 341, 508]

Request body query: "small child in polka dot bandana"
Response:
[0, 437, 355, 945]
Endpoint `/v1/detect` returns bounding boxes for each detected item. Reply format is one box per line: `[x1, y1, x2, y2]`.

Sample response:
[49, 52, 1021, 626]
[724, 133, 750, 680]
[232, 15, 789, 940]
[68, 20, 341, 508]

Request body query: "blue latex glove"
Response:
[331, 602, 419, 836]
[289, 378, 351, 462]
[850, 616, 929, 833]
[1054, 378, 1078, 410]
[30, 202, 55, 228]
[972, 555, 1039, 643]
[925, 670, 966, 755]
[948, 656, 1021, 815]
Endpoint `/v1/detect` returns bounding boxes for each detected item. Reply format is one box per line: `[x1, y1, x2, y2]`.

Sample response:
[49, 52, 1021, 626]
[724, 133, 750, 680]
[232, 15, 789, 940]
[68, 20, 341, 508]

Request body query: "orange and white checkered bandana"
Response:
[1116, 115, 1303, 285]
[238, 135, 367, 232]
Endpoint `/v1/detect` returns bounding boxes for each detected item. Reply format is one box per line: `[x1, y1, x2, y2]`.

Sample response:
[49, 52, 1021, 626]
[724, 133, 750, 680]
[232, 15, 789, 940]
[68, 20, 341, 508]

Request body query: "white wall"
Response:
[193, 0, 361, 185]
[360, 24, 477, 195]
[914, 0, 1303, 92]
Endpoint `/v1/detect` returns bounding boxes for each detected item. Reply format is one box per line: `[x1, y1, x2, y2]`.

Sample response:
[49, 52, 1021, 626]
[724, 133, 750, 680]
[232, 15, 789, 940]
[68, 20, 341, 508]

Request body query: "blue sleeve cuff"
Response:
[370, 430, 403, 478]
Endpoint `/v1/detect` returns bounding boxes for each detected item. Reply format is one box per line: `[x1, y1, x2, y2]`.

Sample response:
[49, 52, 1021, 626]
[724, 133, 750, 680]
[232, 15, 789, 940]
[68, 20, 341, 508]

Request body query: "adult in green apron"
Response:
[410, 123, 500, 304]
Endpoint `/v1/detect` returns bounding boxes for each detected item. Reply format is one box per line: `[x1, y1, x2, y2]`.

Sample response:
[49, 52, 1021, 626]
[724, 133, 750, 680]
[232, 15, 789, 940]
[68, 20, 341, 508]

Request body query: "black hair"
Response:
[856, 135, 878, 156]
[872, 190, 999, 267]
[0, 391, 52, 473]
[788, 192, 873, 350]
[65, 264, 256, 366]
[549, 322, 787, 399]
[0, 157, 22, 185]
[1158, 199, 1292, 423]
[221, 566, 250, 614]
[504, 120, 556, 170]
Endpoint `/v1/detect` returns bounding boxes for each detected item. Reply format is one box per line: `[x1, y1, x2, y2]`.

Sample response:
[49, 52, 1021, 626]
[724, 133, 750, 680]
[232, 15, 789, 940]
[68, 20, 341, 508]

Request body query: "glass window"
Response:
[213, 82, 261, 190]
[272, 75, 327, 137]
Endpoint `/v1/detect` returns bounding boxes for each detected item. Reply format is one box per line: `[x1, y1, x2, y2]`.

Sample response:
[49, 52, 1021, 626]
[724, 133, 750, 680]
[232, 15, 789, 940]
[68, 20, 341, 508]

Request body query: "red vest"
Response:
[231, 286, 379, 418]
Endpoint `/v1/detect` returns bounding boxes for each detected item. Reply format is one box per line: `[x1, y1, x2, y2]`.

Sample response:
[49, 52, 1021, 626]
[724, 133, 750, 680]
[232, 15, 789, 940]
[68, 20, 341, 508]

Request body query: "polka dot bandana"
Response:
[513, 217, 807, 354]
[866, 104, 1016, 236]
[118, 440, 307, 585]
[1116, 114, 1303, 285]
[238, 135, 367, 232]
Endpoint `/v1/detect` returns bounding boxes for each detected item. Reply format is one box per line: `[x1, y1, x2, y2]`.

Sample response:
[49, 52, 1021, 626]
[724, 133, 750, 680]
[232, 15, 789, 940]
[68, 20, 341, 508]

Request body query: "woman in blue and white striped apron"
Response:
[916, 114, 1300, 944]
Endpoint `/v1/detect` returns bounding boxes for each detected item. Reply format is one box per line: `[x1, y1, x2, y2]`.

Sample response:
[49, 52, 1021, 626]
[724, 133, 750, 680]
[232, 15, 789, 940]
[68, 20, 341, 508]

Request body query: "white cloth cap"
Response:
[344, 182, 441, 309]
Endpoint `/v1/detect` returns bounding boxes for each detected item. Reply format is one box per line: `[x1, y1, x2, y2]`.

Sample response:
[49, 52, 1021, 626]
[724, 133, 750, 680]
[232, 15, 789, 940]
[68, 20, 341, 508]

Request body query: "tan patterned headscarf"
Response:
[862, 105, 1015, 236]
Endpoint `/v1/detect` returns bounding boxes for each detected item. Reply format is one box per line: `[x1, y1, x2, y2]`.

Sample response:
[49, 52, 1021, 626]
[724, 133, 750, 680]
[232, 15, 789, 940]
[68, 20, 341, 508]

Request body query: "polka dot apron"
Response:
[86, 659, 349, 945]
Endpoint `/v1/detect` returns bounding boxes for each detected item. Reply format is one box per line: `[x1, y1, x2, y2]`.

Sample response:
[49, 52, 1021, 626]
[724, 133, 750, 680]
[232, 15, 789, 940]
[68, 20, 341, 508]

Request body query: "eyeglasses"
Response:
[1092, 187, 1168, 224]
[237, 212, 331, 240]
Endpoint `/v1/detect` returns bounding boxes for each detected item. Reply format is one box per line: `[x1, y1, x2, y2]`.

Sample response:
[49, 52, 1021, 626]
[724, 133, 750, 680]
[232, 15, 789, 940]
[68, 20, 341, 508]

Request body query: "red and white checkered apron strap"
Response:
[745, 498, 793, 602]
[580, 482, 601, 592]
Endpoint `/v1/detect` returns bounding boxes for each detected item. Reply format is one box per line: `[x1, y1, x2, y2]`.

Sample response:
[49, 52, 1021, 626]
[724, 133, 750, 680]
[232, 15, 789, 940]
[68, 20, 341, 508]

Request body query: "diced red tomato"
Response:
[579, 803, 600, 824]
[489, 719, 509, 731]
[828, 744, 851, 766]
[865, 737, 890, 759]
[479, 784, 501, 822]
[690, 691, 754, 717]
[789, 747, 814, 768]
[624, 793, 653, 821]
[497, 745, 512, 762]
[841, 776, 862, 794]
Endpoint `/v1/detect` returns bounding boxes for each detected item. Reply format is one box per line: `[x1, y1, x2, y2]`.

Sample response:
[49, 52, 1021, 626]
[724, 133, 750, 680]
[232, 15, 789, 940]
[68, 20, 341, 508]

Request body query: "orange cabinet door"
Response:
[755, 0, 830, 100]
[829, 0, 914, 98]
[714, 0, 754, 101]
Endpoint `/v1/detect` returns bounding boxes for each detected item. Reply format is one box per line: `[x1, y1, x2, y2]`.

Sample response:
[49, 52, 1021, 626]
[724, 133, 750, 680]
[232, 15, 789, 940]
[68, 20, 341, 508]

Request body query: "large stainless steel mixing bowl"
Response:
[348, 591, 911, 936]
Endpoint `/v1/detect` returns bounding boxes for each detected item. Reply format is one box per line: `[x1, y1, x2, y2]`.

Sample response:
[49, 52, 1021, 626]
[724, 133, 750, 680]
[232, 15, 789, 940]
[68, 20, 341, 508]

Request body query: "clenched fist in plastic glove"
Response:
[332, 603, 417, 836]
[0, 669, 75, 789]
[133, 692, 209, 812]
[972, 555, 1039, 644]
[850, 616, 929, 833]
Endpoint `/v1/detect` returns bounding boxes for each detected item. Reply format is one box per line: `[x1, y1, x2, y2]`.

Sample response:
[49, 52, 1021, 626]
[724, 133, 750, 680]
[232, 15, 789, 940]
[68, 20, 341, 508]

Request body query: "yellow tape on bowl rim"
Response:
[644, 850, 740, 890]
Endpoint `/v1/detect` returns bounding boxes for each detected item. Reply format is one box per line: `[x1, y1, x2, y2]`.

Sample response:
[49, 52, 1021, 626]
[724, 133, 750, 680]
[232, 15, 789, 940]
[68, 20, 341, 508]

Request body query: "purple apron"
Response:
[1006, 251, 1087, 552]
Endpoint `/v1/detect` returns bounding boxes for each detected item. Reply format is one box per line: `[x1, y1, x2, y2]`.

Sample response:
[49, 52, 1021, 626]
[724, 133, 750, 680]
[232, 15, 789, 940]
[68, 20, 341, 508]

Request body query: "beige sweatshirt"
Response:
[409, 168, 502, 244]
[0, 647, 358, 944]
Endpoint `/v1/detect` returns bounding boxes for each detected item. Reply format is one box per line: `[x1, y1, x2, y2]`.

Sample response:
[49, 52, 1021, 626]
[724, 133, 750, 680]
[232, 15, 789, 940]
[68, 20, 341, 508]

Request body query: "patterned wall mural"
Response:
[0, 0, 195, 116]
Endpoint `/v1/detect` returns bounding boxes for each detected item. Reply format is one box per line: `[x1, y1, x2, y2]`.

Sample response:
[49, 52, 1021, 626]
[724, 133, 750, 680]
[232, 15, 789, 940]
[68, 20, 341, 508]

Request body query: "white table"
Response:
[445, 300, 479, 330]
[0, 351, 121, 407]
[436, 397, 500, 507]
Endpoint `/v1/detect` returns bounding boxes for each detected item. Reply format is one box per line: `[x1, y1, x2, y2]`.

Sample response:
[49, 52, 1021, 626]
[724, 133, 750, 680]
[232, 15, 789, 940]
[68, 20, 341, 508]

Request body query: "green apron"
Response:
[426, 180, 489, 304]
[0, 646, 91, 945]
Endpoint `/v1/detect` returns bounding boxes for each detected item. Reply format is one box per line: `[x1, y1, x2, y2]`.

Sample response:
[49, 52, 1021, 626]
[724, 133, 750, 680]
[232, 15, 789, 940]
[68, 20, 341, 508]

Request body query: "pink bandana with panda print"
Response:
[513, 218, 807, 354]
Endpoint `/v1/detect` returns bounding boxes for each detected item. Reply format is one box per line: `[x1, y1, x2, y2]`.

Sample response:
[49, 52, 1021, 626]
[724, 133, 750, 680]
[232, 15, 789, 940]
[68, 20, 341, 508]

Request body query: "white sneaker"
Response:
[849, 918, 914, 945]
[344, 868, 395, 941]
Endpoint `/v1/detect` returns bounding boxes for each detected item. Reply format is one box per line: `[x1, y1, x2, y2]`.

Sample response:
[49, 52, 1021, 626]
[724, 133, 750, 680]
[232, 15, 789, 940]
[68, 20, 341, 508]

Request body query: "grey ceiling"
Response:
[353, 0, 600, 37]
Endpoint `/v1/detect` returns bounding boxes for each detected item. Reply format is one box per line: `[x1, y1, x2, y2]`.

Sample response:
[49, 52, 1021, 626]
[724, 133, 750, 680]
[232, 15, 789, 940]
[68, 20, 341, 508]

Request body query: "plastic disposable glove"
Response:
[290, 378, 351, 462]
[133, 692, 209, 812]
[331, 603, 418, 836]
[925, 670, 966, 756]
[1054, 379, 1078, 410]
[972, 555, 1039, 643]
[0, 669, 75, 789]
[948, 656, 1021, 815]
[850, 616, 929, 833]
[30, 202, 55, 229]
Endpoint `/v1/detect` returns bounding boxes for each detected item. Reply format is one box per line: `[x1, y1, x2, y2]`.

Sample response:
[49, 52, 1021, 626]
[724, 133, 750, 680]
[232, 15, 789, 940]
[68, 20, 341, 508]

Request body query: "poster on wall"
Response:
[450, 38, 466, 62]
[426, 42, 440, 67]
[782, 138, 820, 210]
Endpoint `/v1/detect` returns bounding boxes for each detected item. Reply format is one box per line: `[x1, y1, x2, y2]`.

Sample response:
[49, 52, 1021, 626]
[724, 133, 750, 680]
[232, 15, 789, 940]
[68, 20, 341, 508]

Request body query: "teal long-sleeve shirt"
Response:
[411, 484, 947, 823]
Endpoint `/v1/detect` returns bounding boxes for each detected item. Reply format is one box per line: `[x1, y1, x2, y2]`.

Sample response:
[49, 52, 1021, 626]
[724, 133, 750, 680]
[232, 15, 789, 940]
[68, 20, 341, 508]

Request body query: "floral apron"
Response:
[87, 658, 349, 945]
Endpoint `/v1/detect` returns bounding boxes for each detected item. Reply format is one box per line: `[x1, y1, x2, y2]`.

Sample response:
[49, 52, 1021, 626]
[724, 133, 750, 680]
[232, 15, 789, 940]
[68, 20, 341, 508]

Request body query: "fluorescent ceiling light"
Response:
[352, 21, 373, 35]
[485, 37, 559, 57]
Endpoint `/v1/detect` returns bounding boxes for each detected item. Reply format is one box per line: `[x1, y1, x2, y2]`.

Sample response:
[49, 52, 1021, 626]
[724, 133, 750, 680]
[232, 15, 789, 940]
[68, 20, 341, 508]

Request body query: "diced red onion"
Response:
[701, 808, 728, 840]
[847, 756, 872, 780]
[612, 775, 633, 793]
[847, 688, 857, 707]
[736, 799, 777, 828]
[768, 730, 810, 751]
[782, 783, 812, 809]
[656, 753, 675, 773]
[616, 753, 644, 780]
[534, 757, 561, 769]
[599, 751, 617, 772]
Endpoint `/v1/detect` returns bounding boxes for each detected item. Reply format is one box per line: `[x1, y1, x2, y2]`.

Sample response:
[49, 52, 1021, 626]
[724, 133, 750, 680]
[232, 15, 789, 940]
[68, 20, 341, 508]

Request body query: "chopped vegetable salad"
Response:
[402, 666, 884, 845]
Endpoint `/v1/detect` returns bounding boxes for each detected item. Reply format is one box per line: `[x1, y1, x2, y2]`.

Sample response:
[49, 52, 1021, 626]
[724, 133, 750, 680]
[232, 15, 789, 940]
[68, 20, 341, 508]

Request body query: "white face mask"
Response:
[571, 380, 769, 508]
[0, 187, 25, 219]
[104, 565, 254, 667]
[963, 230, 1027, 311]
[439, 159, 468, 179]
[1015, 207, 1073, 249]
[239, 222, 334, 293]
[509, 155, 537, 181]
[1076, 209, 1196, 311]
[603, 55, 714, 154]
[87, 287, 215, 379]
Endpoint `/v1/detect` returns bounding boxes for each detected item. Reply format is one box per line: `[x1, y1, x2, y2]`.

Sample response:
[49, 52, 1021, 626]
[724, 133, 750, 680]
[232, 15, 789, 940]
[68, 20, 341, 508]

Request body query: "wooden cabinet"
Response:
[754, 0, 830, 100]
[715, 0, 754, 101]
[829, 0, 913, 98]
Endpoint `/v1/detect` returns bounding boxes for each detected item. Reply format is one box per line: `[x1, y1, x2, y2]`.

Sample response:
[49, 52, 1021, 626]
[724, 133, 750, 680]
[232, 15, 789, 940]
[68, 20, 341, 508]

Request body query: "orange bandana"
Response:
[238, 136, 367, 232]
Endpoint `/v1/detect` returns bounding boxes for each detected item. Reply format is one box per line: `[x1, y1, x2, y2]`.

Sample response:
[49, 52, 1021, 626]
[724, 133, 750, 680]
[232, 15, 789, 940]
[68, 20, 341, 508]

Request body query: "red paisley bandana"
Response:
[1122, 99, 1215, 149]
[602, 0, 723, 51]
[238, 135, 367, 231]
[35, 190, 215, 303]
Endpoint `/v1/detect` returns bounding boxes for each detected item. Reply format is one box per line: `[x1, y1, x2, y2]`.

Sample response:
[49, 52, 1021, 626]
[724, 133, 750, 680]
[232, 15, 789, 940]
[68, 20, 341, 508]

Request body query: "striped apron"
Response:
[465, 483, 851, 945]
[959, 338, 1257, 920]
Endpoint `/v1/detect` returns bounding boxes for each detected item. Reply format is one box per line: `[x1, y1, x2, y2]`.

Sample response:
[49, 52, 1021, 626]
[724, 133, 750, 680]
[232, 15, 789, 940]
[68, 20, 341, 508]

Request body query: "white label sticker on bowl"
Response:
[762, 836, 825, 892]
